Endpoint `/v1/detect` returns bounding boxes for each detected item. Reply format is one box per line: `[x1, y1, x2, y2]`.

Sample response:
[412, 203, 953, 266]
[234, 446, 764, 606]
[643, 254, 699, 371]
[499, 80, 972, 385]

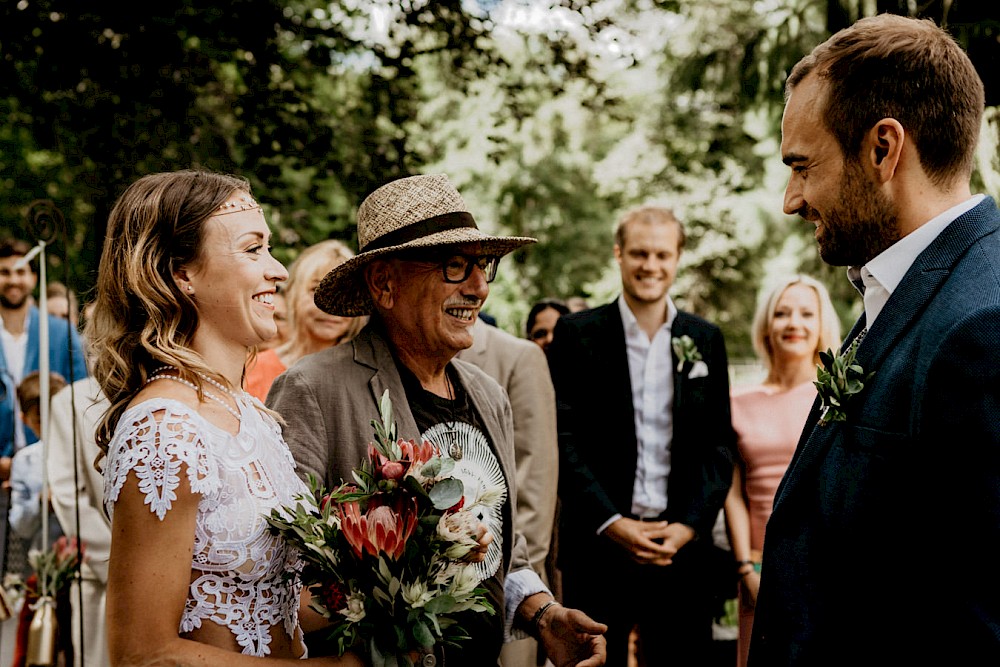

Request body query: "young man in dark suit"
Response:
[547, 206, 736, 667]
[751, 14, 1000, 666]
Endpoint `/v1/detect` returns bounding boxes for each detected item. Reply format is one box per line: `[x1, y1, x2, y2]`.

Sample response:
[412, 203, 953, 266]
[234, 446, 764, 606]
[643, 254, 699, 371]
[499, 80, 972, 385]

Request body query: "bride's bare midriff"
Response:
[181, 620, 305, 658]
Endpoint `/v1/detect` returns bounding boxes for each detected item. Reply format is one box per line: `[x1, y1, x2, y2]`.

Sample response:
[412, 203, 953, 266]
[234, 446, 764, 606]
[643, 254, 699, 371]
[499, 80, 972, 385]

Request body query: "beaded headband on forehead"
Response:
[214, 194, 261, 217]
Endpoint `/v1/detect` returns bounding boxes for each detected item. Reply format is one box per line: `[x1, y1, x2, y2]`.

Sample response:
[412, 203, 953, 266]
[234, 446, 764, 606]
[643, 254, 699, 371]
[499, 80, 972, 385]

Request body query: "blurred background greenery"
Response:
[2, 0, 998, 361]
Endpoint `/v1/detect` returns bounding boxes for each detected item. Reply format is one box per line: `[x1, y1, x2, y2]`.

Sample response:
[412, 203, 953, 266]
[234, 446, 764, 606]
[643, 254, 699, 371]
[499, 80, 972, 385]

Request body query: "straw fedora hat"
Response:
[314, 174, 536, 316]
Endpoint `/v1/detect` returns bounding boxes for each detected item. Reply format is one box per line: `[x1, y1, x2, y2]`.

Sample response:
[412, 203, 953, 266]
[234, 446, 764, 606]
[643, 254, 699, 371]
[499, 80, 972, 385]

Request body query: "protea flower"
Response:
[368, 439, 438, 482]
[339, 497, 419, 560]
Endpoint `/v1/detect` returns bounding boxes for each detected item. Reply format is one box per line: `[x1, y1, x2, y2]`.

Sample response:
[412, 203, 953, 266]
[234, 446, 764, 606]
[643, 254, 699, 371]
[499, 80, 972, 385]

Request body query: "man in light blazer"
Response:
[268, 174, 606, 667]
[750, 14, 1000, 666]
[47, 376, 111, 667]
[458, 316, 559, 667]
[547, 206, 735, 667]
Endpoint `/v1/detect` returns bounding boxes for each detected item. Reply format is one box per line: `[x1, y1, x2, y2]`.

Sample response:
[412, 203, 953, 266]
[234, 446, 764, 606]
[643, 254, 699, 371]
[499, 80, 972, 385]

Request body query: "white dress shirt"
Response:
[597, 296, 678, 534]
[848, 194, 985, 327]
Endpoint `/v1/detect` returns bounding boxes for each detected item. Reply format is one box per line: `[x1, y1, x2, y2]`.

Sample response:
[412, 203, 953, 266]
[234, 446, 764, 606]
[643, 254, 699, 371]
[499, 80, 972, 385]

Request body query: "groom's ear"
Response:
[866, 118, 904, 183]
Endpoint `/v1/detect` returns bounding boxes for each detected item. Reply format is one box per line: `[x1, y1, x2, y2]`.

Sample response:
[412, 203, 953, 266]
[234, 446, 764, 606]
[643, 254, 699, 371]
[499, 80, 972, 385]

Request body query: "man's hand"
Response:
[604, 518, 695, 566]
[528, 596, 608, 667]
[463, 522, 492, 563]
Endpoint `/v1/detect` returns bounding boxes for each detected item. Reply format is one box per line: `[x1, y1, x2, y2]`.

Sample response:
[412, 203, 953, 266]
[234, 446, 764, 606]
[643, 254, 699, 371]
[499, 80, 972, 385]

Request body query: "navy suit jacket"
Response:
[750, 197, 1000, 666]
[547, 299, 734, 568]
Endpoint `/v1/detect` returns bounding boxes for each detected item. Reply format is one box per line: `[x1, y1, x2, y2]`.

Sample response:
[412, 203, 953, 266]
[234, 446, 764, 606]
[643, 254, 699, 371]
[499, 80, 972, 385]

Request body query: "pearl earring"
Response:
[187, 285, 194, 293]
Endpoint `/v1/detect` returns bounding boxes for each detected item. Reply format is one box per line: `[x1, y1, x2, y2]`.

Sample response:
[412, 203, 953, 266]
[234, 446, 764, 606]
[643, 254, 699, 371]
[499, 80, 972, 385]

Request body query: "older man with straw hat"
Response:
[267, 173, 607, 667]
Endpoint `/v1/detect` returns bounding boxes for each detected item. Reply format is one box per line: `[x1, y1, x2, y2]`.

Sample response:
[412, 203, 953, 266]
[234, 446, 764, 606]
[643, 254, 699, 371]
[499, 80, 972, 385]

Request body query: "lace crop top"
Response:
[103, 397, 310, 656]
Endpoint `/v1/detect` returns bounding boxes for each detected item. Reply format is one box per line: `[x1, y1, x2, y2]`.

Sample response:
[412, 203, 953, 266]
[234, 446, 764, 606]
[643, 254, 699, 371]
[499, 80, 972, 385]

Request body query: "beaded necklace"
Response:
[145, 366, 248, 422]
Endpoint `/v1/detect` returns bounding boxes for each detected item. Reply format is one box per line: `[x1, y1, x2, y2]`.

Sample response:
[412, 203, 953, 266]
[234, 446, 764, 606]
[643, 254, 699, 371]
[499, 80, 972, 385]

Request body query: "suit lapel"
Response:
[355, 325, 420, 437]
[599, 304, 635, 432]
[775, 197, 1000, 509]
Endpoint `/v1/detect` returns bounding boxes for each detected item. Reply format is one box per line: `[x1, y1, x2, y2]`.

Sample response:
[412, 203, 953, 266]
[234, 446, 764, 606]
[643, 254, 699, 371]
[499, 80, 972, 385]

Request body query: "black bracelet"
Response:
[531, 600, 559, 635]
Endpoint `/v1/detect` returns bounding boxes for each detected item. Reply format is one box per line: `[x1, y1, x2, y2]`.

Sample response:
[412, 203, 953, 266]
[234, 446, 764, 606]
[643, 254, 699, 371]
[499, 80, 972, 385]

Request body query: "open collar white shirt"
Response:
[621, 294, 677, 519]
[848, 194, 984, 327]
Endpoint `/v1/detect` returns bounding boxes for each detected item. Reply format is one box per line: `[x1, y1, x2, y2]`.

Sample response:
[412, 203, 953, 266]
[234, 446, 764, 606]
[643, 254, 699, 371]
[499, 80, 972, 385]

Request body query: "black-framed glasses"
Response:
[440, 254, 499, 283]
[396, 251, 500, 283]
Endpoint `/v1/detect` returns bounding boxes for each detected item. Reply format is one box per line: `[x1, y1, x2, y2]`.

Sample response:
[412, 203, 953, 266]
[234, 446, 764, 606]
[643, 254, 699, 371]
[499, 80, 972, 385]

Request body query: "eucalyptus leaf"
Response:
[429, 478, 464, 509]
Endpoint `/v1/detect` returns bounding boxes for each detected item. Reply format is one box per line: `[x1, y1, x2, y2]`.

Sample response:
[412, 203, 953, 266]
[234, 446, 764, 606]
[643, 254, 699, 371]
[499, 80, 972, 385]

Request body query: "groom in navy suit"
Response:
[751, 14, 1000, 667]
[547, 206, 735, 667]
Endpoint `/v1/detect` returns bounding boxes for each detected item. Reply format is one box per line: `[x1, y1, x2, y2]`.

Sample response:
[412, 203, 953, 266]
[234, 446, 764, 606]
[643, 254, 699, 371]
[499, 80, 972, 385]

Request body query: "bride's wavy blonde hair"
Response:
[87, 170, 258, 466]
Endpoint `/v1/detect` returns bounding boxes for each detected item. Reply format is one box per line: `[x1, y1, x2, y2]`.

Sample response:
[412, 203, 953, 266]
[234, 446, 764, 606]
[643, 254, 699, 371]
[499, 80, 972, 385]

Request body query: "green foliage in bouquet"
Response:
[267, 390, 495, 667]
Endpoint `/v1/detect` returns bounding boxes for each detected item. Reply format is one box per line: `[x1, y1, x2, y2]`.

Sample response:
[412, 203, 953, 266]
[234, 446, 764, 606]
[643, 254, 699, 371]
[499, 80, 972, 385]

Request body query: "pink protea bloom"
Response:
[369, 439, 439, 481]
[368, 443, 406, 481]
[339, 497, 419, 560]
[398, 438, 438, 466]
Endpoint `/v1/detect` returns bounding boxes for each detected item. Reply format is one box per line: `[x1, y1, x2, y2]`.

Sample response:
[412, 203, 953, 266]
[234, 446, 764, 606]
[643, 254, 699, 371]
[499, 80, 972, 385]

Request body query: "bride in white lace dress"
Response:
[87, 171, 363, 666]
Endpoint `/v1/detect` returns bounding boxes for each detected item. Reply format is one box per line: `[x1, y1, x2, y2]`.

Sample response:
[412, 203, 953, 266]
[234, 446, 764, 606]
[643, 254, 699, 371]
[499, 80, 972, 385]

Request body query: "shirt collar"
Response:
[848, 194, 985, 296]
[617, 294, 677, 336]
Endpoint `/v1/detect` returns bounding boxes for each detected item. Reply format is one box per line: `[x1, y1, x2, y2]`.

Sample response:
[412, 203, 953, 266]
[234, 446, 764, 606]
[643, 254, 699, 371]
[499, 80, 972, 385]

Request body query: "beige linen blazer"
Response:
[457, 318, 557, 581]
[267, 323, 533, 587]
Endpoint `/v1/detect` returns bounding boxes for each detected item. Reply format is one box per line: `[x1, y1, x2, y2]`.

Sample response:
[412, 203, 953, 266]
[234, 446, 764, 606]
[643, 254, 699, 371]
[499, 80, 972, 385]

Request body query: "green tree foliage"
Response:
[0, 0, 497, 291]
[2, 0, 997, 357]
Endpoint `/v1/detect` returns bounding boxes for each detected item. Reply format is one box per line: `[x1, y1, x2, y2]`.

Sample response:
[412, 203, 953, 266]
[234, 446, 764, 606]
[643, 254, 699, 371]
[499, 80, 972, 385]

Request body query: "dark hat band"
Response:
[362, 211, 477, 252]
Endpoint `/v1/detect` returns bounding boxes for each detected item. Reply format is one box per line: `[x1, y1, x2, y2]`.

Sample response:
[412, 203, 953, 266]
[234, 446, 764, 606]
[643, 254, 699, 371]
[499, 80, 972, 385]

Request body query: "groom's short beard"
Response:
[817, 157, 900, 267]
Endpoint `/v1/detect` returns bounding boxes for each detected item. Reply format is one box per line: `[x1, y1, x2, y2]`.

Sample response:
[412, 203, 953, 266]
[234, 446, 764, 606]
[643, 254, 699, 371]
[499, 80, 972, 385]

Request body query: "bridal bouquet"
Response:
[266, 391, 496, 666]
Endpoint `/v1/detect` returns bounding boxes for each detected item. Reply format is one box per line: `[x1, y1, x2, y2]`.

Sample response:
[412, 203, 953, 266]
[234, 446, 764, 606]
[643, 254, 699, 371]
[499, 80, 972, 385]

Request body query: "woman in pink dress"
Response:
[725, 275, 841, 667]
[245, 239, 366, 402]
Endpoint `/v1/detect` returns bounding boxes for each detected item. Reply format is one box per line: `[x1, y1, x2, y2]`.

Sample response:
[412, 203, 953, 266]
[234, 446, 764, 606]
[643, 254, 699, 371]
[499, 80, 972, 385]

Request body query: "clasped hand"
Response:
[605, 518, 695, 566]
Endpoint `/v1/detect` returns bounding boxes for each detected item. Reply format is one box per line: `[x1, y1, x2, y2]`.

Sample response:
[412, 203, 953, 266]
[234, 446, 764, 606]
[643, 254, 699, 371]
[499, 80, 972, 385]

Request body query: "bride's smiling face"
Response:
[182, 199, 288, 350]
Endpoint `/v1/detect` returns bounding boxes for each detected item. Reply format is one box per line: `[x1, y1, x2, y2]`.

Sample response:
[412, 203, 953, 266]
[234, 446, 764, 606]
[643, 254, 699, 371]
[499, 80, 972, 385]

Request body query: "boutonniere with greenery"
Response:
[815, 335, 875, 425]
[671, 335, 702, 372]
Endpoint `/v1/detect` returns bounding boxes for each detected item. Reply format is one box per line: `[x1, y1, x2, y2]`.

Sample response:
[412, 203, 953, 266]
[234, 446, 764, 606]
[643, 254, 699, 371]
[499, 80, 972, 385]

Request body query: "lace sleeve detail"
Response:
[103, 400, 222, 521]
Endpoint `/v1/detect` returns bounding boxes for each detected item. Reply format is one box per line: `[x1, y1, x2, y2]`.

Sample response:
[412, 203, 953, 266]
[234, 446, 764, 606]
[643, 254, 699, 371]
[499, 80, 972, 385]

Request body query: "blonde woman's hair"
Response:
[751, 274, 841, 383]
[86, 170, 256, 462]
[279, 239, 366, 357]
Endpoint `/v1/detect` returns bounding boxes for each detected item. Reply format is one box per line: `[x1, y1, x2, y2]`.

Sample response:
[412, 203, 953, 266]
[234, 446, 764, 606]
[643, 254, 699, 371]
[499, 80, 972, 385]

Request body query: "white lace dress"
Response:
[103, 396, 310, 656]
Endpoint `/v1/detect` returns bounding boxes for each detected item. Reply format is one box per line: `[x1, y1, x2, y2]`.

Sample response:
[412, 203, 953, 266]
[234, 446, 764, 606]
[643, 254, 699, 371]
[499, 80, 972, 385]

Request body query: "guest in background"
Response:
[457, 314, 560, 667]
[10, 370, 68, 555]
[245, 239, 365, 402]
[566, 296, 589, 313]
[46, 281, 79, 328]
[10, 370, 71, 667]
[548, 205, 735, 667]
[0, 237, 89, 530]
[724, 275, 840, 667]
[526, 298, 570, 352]
[47, 375, 112, 667]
